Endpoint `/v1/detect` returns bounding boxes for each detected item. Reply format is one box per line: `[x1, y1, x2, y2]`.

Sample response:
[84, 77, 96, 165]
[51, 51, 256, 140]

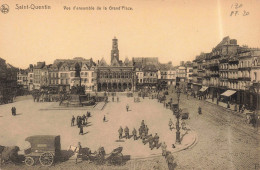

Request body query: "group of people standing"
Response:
[118, 120, 161, 150]
[71, 111, 91, 135]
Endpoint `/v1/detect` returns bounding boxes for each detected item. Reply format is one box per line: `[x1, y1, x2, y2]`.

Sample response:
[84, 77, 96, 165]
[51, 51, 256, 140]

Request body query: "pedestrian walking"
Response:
[118, 126, 123, 139]
[71, 115, 75, 126]
[132, 128, 137, 140]
[144, 125, 149, 136]
[78, 116, 82, 128]
[87, 111, 91, 117]
[198, 107, 202, 115]
[79, 125, 84, 135]
[13, 107, 16, 116]
[82, 114, 86, 125]
[148, 135, 154, 149]
[169, 119, 173, 130]
[227, 101, 230, 109]
[161, 142, 167, 157]
[76, 116, 79, 126]
[141, 131, 146, 141]
[75, 142, 82, 164]
[103, 115, 106, 122]
[154, 133, 159, 148]
[126, 104, 129, 112]
[141, 120, 145, 129]
[138, 126, 142, 137]
[124, 126, 129, 139]
[11, 107, 14, 116]
[166, 151, 175, 170]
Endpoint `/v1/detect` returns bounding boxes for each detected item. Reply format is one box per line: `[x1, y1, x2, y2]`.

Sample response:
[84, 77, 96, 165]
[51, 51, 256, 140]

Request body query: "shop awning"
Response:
[199, 86, 208, 92]
[221, 90, 236, 97]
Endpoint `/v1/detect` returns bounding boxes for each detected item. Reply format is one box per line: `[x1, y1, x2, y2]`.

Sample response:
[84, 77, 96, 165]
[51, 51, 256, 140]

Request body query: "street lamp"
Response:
[175, 87, 182, 144]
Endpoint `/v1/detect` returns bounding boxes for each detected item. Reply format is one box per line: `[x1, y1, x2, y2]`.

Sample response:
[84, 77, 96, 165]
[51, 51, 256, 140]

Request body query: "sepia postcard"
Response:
[0, 0, 259, 169]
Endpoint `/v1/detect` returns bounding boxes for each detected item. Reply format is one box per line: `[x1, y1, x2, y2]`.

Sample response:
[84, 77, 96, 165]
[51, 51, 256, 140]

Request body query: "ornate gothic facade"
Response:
[96, 37, 135, 92]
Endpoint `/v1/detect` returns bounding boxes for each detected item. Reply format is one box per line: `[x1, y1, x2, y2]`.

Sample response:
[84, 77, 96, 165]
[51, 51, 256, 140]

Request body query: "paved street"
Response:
[166, 87, 260, 170]
[0, 94, 192, 159]
[0, 90, 259, 169]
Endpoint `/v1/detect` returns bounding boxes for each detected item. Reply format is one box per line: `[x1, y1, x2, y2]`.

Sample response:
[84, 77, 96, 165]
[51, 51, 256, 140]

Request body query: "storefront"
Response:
[220, 90, 237, 104]
[192, 83, 202, 96]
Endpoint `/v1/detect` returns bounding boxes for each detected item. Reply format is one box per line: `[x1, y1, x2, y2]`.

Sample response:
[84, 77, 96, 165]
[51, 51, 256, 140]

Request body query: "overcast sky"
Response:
[0, 0, 259, 68]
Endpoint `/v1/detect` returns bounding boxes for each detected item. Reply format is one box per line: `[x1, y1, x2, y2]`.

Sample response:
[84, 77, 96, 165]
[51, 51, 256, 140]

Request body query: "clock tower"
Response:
[111, 37, 119, 63]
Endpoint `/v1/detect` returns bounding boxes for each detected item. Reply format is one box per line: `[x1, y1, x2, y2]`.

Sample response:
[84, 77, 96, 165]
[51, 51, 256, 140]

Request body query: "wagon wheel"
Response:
[39, 152, 54, 166]
[25, 157, 34, 166]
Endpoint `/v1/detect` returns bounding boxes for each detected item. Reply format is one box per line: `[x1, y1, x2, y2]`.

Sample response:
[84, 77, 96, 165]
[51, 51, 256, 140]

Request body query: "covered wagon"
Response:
[24, 135, 61, 166]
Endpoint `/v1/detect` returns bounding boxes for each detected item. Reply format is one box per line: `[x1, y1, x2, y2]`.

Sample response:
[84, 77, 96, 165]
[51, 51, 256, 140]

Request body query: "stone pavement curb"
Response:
[131, 130, 198, 160]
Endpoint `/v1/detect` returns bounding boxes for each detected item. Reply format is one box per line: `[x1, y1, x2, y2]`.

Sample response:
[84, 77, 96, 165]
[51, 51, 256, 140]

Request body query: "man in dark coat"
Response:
[124, 126, 129, 139]
[144, 125, 149, 136]
[132, 128, 137, 140]
[79, 125, 83, 135]
[138, 126, 142, 137]
[141, 120, 145, 129]
[154, 133, 159, 148]
[82, 114, 86, 125]
[11, 107, 14, 116]
[148, 135, 154, 149]
[118, 126, 123, 139]
[71, 116, 75, 126]
[78, 116, 82, 128]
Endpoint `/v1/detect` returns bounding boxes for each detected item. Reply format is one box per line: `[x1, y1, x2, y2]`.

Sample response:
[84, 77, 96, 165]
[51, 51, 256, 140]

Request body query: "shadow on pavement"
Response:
[59, 150, 75, 162]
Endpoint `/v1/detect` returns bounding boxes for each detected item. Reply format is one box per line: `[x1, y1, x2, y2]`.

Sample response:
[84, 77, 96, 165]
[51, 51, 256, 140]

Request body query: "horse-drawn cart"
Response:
[71, 146, 124, 165]
[24, 135, 61, 166]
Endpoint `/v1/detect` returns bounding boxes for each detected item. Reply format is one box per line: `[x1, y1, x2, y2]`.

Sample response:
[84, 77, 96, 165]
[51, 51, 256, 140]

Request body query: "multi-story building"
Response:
[251, 51, 260, 110]
[33, 62, 45, 90]
[17, 69, 28, 89]
[58, 62, 71, 91]
[40, 65, 50, 88]
[192, 36, 260, 110]
[158, 62, 176, 89]
[80, 59, 97, 92]
[192, 54, 207, 94]
[17, 69, 29, 95]
[48, 63, 60, 91]
[186, 63, 193, 83]
[143, 64, 158, 89]
[236, 48, 260, 109]
[134, 62, 143, 90]
[0, 57, 18, 104]
[227, 56, 239, 90]
[28, 65, 34, 91]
